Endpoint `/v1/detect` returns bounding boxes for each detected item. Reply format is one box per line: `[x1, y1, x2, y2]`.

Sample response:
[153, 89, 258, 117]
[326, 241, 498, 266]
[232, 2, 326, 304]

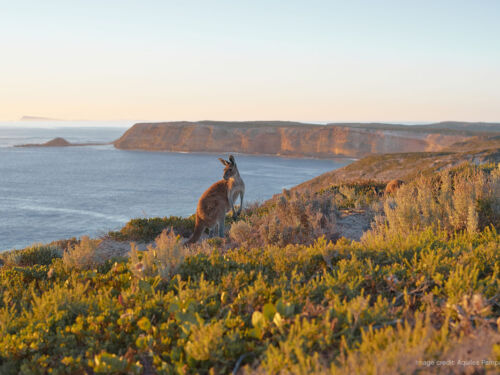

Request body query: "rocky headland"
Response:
[113, 121, 500, 159]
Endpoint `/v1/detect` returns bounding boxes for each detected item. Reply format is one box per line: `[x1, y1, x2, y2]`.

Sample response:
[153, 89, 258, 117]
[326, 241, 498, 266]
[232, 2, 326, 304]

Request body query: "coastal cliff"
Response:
[113, 121, 498, 158]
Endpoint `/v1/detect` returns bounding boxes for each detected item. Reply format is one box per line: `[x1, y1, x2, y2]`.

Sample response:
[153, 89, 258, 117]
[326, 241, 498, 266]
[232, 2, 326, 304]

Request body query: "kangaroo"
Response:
[187, 155, 245, 244]
[384, 179, 404, 195]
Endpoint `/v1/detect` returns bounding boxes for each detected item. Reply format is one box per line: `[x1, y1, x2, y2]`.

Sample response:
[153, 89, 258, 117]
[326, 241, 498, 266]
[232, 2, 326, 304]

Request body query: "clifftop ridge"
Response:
[114, 120, 499, 158]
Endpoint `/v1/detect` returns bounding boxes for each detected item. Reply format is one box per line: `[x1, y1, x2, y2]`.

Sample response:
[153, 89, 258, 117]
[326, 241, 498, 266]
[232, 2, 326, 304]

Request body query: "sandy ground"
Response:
[95, 239, 148, 260]
[334, 209, 373, 242]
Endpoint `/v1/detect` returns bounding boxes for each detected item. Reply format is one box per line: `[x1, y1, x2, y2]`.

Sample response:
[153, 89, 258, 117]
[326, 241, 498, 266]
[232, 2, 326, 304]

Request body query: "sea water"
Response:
[0, 123, 351, 250]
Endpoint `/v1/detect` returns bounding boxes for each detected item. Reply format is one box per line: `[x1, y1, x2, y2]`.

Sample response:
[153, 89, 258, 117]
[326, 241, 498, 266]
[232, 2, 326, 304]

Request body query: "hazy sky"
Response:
[1, 0, 499, 122]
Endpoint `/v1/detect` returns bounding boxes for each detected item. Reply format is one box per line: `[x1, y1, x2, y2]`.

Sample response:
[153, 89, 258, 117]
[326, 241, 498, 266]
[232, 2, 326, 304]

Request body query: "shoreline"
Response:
[115, 147, 358, 162]
[9, 139, 359, 162]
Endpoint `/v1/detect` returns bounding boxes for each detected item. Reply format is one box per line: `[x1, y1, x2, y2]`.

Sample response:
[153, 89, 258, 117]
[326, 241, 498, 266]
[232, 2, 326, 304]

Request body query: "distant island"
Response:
[15, 137, 108, 148]
[113, 120, 500, 159]
[20, 115, 63, 121]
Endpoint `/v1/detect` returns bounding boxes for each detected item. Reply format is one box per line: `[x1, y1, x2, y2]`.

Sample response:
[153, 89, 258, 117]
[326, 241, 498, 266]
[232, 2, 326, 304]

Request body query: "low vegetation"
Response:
[108, 216, 195, 242]
[0, 163, 499, 374]
[230, 189, 336, 248]
[373, 163, 500, 236]
[0, 244, 62, 267]
[129, 230, 190, 280]
[294, 145, 500, 193]
[62, 236, 102, 271]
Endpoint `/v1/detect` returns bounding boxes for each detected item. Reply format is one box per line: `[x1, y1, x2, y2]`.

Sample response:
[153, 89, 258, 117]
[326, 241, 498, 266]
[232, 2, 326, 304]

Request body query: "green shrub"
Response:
[62, 236, 101, 270]
[319, 180, 386, 210]
[372, 164, 500, 238]
[129, 229, 189, 280]
[230, 191, 336, 247]
[27, 279, 91, 325]
[47, 237, 79, 251]
[108, 216, 195, 242]
[0, 244, 62, 267]
[185, 321, 224, 361]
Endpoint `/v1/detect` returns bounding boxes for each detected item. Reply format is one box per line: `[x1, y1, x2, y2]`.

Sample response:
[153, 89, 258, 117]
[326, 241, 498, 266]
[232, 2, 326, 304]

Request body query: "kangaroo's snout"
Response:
[223, 167, 233, 180]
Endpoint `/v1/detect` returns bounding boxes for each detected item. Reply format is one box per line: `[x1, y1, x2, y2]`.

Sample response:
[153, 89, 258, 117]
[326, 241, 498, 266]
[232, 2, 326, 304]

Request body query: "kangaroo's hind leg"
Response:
[218, 218, 225, 237]
[230, 193, 237, 218]
[237, 191, 244, 216]
[208, 224, 217, 238]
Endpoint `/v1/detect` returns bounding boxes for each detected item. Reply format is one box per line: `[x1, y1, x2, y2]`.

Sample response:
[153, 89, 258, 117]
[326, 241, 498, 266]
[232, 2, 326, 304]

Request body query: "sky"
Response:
[1, 0, 499, 123]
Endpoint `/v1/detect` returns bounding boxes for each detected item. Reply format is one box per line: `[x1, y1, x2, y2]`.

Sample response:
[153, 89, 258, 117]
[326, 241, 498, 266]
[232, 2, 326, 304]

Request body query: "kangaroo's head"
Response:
[219, 155, 238, 180]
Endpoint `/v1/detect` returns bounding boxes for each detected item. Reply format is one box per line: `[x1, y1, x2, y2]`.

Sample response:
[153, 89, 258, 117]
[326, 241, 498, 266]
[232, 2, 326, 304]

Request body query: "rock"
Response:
[43, 137, 72, 147]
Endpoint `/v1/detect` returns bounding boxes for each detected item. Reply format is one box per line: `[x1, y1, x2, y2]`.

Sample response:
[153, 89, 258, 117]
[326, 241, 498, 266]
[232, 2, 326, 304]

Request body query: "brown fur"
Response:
[187, 155, 244, 244]
[384, 179, 404, 195]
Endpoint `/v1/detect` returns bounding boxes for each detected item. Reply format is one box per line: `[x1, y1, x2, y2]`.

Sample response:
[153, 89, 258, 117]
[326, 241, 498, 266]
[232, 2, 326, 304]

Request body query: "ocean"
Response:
[0, 122, 351, 250]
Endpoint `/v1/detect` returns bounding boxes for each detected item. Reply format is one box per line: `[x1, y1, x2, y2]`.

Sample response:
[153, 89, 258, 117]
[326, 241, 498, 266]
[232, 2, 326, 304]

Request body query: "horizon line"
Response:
[2, 118, 500, 125]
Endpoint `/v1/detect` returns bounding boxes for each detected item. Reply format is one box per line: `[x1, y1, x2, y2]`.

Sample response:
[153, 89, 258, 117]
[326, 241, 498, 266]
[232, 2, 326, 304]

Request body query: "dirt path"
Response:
[96, 239, 148, 260]
[334, 209, 373, 242]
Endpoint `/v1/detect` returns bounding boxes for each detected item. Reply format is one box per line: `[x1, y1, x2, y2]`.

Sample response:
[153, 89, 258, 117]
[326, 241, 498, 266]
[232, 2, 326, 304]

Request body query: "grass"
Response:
[0, 163, 499, 374]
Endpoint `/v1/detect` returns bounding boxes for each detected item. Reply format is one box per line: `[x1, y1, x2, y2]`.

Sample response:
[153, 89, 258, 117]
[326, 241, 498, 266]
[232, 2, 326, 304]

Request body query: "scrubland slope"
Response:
[1, 156, 499, 374]
[293, 137, 500, 193]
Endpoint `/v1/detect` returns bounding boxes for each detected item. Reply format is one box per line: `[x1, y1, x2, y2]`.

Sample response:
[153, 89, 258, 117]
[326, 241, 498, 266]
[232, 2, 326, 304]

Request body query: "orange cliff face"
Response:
[113, 121, 476, 158]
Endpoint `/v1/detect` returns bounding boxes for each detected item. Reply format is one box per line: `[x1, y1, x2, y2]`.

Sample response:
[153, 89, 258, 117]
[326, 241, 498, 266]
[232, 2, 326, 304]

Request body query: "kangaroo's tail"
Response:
[187, 219, 205, 244]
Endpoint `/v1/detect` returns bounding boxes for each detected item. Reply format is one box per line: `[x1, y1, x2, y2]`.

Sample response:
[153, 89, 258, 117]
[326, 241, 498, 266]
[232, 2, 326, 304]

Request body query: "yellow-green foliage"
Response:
[372, 163, 500, 238]
[230, 190, 336, 247]
[109, 216, 195, 242]
[62, 236, 101, 270]
[320, 180, 386, 210]
[0, 244, 61, 267]
[130, 229, 189, 280]
[0, 227, 498, 374]
[185, 321, 225, 361]
[0, 163, 498, 374]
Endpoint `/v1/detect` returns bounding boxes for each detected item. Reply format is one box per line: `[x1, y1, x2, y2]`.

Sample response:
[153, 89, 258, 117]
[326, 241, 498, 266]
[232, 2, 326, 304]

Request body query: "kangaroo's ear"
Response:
[229, 155, 235, 165]
[219, 158, 229, 166]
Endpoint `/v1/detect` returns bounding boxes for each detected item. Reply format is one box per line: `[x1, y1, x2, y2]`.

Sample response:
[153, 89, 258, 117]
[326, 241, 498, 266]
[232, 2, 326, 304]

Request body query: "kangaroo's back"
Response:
[196, 180, 230, 224]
